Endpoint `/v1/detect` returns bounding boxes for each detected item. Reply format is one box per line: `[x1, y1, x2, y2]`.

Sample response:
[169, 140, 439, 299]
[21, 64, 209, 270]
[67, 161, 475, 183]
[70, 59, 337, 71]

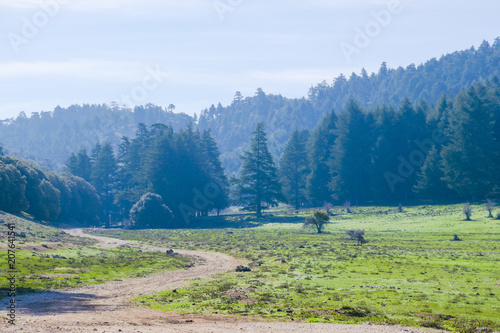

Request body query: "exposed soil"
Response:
[1, 229, 443, 332]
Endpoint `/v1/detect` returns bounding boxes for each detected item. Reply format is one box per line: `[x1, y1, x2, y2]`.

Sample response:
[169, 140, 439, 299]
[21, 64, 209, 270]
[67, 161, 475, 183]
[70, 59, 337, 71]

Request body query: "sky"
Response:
[0, 0, 499, 119]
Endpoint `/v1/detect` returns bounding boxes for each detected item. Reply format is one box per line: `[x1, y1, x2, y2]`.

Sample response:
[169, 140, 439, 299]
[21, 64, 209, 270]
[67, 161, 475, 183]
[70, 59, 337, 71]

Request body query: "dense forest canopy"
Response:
[198, 39, 500, 173]
[66, 123, 230, 228]
[1, 77, 499, 227]
[0, 153, 101, 226]
[1, 39, 499, 175]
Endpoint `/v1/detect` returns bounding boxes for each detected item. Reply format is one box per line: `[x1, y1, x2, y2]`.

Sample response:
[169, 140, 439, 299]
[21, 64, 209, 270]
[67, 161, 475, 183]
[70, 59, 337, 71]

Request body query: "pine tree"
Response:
[371, 100, 428, 201]
[279, 129, 310, 209]
[91, 142, 118, 227]
[201, 130, 230, 214]
[330, 101, 373, 204]
[306, 110, 337, 206]
[76, 149, 92, 181]
[414, 146, 453, 200]
[236, 123, 284, 217]
[441, 84, 499, 198]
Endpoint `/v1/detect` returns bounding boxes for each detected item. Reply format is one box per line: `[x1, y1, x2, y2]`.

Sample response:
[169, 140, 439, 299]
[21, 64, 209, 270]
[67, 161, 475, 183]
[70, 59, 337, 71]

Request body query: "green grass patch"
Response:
[0, 211, 190, 296]
[95, 204, 500, 331]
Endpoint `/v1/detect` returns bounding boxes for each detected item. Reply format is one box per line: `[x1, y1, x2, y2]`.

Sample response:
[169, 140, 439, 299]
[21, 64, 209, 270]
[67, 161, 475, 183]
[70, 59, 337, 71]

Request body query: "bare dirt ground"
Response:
[1, 229, 444, 333]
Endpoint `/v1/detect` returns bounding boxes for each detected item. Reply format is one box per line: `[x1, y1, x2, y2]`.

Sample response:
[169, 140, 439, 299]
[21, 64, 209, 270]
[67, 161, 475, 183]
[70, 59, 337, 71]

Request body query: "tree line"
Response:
[66, 123, 230, 228]
[0, 152, 100, 225]
[1, 39, 498, 176]
[2, 77, 498, 227]
[200, 39, 500, 174]
[234, 78, 500, 214]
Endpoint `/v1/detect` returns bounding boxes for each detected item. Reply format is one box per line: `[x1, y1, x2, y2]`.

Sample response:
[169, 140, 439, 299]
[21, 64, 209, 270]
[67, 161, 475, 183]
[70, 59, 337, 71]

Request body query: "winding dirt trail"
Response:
[1, 229, 441, 333]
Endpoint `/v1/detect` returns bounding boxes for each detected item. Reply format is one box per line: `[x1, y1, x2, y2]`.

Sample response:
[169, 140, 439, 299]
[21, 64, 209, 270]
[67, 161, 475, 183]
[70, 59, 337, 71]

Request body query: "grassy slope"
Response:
[0, 211, 189, 295]
[95, 204, 500, 332]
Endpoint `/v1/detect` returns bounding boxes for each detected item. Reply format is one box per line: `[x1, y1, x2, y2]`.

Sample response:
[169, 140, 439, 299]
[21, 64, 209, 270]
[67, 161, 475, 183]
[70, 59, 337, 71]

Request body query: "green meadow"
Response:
[0, 212, 189, 295]
[94, 204, 500, 332]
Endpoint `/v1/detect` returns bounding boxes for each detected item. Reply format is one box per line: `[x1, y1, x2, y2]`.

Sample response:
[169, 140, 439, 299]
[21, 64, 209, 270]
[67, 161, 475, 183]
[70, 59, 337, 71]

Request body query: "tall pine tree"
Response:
[306, 110, 337, 206]
[330, 101, 373, 204]
[441, 83, 500, 198]
[279, 129, 310, 209]
[91, 142, 118, 227]
[236, 123, 284, 217]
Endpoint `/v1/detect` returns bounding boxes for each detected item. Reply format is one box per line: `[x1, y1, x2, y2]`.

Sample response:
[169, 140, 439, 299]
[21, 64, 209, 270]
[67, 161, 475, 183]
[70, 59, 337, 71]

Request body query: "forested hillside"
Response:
[199, 39, 500, 173]
[299, 78, 500, 205]
[0, 104, 192, 168]
[0, 39, 499, 174]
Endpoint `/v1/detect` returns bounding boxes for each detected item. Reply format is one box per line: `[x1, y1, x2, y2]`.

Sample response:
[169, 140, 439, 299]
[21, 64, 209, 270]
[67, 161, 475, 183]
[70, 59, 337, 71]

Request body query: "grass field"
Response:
[93, 204, 500, 332]
[0, 211, 189, 295]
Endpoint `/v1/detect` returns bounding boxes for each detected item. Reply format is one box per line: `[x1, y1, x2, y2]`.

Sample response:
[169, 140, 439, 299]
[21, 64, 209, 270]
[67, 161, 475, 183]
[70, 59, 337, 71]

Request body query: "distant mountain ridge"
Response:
[198, 38, 500, 173]
[1, 38, 499, 172]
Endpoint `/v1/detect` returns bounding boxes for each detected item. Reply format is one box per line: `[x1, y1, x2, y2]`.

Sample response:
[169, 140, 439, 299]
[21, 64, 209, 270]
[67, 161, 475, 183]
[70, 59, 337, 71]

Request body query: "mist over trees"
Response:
[1, 40, 499, 175]
[0, 103, 192, 169]
[1, 41, 500, 225]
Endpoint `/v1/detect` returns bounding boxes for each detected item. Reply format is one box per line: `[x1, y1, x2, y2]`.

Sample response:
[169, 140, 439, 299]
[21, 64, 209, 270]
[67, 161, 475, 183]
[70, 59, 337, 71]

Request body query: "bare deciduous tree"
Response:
[486, 199, 495, 218]
[323, 202, 334, 216]
[346, 229, 368, 246]
[463, 203, 472, 221]
[343, 200, 352, 214]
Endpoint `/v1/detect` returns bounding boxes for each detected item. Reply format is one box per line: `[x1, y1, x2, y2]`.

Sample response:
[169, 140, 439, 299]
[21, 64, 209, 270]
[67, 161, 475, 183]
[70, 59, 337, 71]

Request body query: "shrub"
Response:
[343, 200, 352, 213]
[303, 211, 330, 234]
[453, 317, 493, 333]
[463, 203, 472, 221]
[129, 193, 174, 229]
[346, 229, 368, 246]
[421, 316, 444, 329]
[323, 202, 334, 216]
[496, 212, 500, 220]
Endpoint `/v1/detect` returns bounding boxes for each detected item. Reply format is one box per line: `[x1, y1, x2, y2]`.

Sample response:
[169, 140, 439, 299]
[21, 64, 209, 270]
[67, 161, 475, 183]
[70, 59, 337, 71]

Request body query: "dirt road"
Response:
[1, 229, 441, 332]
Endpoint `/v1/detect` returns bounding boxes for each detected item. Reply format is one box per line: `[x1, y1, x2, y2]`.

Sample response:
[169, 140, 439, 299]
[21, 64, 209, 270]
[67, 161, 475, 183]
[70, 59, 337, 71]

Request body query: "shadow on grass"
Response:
[1, 289, 114, 315]
[188, 214, 308, 229]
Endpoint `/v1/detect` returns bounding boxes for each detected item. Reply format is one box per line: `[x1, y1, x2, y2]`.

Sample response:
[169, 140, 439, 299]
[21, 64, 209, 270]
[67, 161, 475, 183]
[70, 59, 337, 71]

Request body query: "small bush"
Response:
[335, 305, 374, 317]
[496, 212, 500, 220]
[343, 201, 352, 213]
[129, 193, 174, 229]
[346, 229, 368, 246]
[453, 317, 493, 333]
[421, 316, 444, 329]
[323, 202, 334, 216]
[303, 211, 330, 234]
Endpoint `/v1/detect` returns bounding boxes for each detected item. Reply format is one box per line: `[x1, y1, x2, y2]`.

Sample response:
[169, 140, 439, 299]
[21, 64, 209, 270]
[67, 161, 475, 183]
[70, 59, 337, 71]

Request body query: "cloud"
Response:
[0, 60, 153, 81]
[250, 69, 337, 84]
[0, 0, 207, 12]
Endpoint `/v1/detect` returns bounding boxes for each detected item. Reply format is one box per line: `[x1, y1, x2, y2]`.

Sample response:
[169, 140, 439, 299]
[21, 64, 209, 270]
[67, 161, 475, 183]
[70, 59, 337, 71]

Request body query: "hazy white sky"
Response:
[0, 0, 499, 119]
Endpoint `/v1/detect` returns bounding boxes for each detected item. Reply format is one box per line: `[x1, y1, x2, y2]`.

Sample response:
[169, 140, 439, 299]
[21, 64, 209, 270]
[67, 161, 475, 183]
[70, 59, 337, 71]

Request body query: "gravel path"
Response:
[1, 229, 445, 333]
